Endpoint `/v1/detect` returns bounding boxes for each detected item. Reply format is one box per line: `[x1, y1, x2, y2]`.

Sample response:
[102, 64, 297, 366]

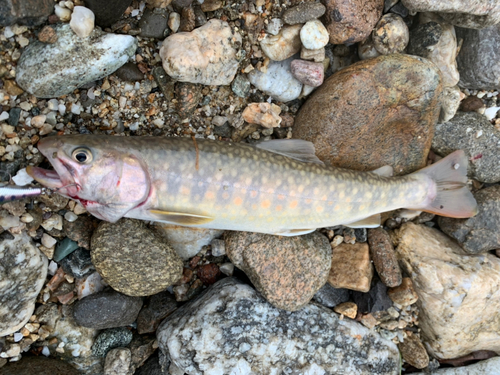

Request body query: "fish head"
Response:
[27, 135, 151, 222]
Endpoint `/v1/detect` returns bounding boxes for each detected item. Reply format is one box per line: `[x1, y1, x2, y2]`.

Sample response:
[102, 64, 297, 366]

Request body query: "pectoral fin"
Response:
[344, 214, 381, 228]
[148, 210, 214, 225]
[274, 228, 316, 236]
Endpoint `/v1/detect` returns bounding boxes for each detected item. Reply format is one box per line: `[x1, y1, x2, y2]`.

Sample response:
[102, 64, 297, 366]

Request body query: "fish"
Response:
[26, 135, 477, 236]
[0, 185, 44, 204]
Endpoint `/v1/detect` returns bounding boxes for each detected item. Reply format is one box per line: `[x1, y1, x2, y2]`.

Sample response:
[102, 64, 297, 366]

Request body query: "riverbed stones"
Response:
[372, 13, 409, 55]
[294, 54, 442, 174]
[395, 222, 500, 359]
[159, 19, 241, 85]
[0, 356, 80, 375]
[15, 24, 137, 98]
[260, 24, 302, 61]
[0, 0, 54, 27]
[367, 228, 402, 287]
[0, 232, 47, 336]
[282, 2, 326, 25]
[225, 231, 331, 311]
[157, 278, 400, 374]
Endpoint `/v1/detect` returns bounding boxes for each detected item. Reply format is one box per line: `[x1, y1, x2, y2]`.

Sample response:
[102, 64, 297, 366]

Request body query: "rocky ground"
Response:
[1, 0, 500, 374]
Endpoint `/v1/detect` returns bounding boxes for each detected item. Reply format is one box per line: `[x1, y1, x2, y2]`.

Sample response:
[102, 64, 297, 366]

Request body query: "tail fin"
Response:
[412, 150, 478, 218]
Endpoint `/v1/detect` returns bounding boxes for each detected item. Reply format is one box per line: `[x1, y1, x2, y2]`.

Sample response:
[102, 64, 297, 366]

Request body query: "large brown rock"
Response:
[225, 231, 331, 311]
[293, 54, 442, 175]
[323, 0, 384, 44]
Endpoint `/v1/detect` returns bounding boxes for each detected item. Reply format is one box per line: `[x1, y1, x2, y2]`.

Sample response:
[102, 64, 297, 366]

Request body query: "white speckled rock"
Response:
[104, 348, 131, 375]
[159, 19, 241, 85]
[157, 278, 400, 375]
[300, 19, 329, 50]
[69, 6, 95, 38]
[248, 56, 303, 102]
[395, 222, 500, 359]
[439, 85, 461, 122]
[260, 24, 302, 61]
[16, 24, 137, 98]
[0, 232, 47, 336]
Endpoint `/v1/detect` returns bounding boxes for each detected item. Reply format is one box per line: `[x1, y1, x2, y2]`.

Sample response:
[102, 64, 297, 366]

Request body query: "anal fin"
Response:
[148, 209, 214, 225]
[274, 228, 316, 236]
[344, 214, 381, 228]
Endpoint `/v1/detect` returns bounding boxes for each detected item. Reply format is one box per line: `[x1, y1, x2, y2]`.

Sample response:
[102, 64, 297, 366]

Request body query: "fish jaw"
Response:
[26, 158, 80, 198]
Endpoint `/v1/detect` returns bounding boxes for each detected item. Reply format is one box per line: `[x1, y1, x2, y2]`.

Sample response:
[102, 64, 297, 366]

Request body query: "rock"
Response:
[137, 291, 177, 334]
[367, 228, 402, 287]
[456, 25, 500, 90]
[154, 223, 223, 260]
[73, 289, 143, 330]
[300, 20, 329, 50]
[328, 242, 374, 293]
[104, 348, 131, 375]
[225, 231, 331, 311]
[387, 277, 418, 306]
[282, 2, 326, 25]
[62, 215, 98, 249]
[92, 327, 133, 357]
[0, 232, 47, 336]
[16, 24, 137, 98]
[438, 185, 500, 254]
[91, 219, 183, 296]
[290, 59, 324, 87]
[197, 264, 221, 285]
[159, 19, 241, 85]
[395, 222, 500, 359]
[152, 66, 175, 101]
[248, 56, 303, 102]
[175, 82, 202, 119]
[358, 34, 381, 60]
[0, 0, 53, 26]
[60, 247, 95, 278]
[401, 0, 500, 29]
[242, 102, 282, 128]
[398, 332, 429, 369]
[313, 283, 350, 308]
[460, 96, 484, 112]
[389, 1, 409, 17]
[83, 0, 133, 28]
[352, 280, 393, 313]
[416, 357, 500, 374]
[323, 0, 384, 44]
[231, 74, 251, 98]
[37, 26, 58, 44]
[210, 239, 226, 256]
[114, 62, 144, 82]
[3, 80, 24, 96]
[139, 8, 168, 39]
[0, 356, 79, 375]
[134, 352, 168, 375]
[439, 85, 462, 122]
[157, 278, 400, 374]
[266, 18, 283, 35]
[293, 54, 443, 174]
[333, 301, 357, 319]
[127, 335, 160, 374]
[372, 13, 409, 55]
[70, 6, 95, 38]
[168, 12, 180, 33]
[301, 46, 325, 62]
[54, 4, 71, 22]
[260, 24, 302, 61]
[432, 111, 500, 183]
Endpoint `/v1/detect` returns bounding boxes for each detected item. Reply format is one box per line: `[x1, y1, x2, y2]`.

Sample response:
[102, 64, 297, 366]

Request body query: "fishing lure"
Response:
[0, 185, 44, 203]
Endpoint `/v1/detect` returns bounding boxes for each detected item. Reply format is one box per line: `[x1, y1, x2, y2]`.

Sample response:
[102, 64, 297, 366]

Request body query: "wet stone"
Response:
[282, 2, 326, 25]
[115, 62, 144, 82]
[367, 228, 402, 287]
[387, 277, 418, 306]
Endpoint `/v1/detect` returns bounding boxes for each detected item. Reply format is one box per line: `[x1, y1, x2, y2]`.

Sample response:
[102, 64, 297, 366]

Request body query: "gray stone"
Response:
[432, 111, 500, 183]
[0, 232, 47, 336]
[92, 219, 183, 296]
[416, 357, 500, 374]
[16, 24, 137, 98]
[456, 25, 500, 90]
[137, 291, 178, 334]
[0, 0, 53, 26]
[134, 352, 168, 375]
[84, 0, 133, 28]
[438, 185, 500, 254]
[157, 278, 400, 374]
[139, 8, 168, 39]
[73, 289, 143, 330]
[282, 2, 326, 25]
[115, 62, 144, 82]
[313, 283, 350, 308]
[92, 327, 133, 357]
[104, 348, 131, 375]
[231, 74, 251, 98]
[352, 280, 393, 314]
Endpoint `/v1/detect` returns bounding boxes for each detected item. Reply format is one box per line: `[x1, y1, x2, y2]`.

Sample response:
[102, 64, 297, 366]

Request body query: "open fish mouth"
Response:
[26, 166, 64, 189]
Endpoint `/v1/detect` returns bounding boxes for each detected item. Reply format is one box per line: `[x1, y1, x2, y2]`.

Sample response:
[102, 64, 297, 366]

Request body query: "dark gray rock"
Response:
[73, 289, 143, 330]
[432, 111, 500, 183]
[407, 22, 442, 56]
[137, 291, 178, 334]
[231, 74, 251, 98]
[134, 352, 169, 375]
[115, 62, 144, 82]
[438, 185, 500, 254]
[8, 107, 21, 126]
[84, 0, 133, 28]
[352, 280, 393, 314]
[152, 66, 174, 101]
[0, 356, 79, 375]
[139, 8, 169, 39]
[389, 2, 409, 18]
[60, 247, 95, 279]
[313, 283, 350, 308]
[456, 25, 500, 90]
[282, 2, 326, 25]
[0, 0, 53, 26]
[92, 327, 133, 357]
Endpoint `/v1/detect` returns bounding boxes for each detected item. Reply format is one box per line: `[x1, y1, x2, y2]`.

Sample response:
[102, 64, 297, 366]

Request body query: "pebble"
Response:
[0, 232, 47, 336]
[242, 102, 282, 128]
[300, 46, 325, 62]
[69, 6, 95, 38]
[76, 271, 107, 300]
[139, 8, 168, 39]
[358, 34, 381, 60]
[367, 228, 402, 287]
[38, 25, 58, 43]
[328, 242, 374, 292]
[159, 19, 241, 86]
[137, 291, 177, 334]
[157, 278, 400, 374]
[92, 327, 133, 357]
[313, 283, 350, 308]
[372, 13, 409, 55]
[41, 233, 57, 248]
[387, 277, 419, 306]
[210, 239, 226, 257]
[290, 59, 324, 87]
[300, 20, 329, 50]
[64, 211, 78, 222]
[282, 2, 326, 25]
[16, 24, 137, 98]
[53, 237, 79, 262]
[168, 12, 180, 33]
[219, 262, 234, 276]
[398, 331, 430, 369]
[73, 289, 143, 330]
[59, 247, 95, 279]
[260, 24, 302, 62]
[54, 4, 72, 22]
[104, 347, 131, 375]
[439, 85, 462, 122]
[115, 62, 144, 82]
[248, 56, 303, 102]
[266, 18, 282, 35]
[333, 302, 358, 319]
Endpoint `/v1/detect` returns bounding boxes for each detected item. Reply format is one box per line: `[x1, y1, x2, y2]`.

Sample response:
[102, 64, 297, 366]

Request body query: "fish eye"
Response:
[71, 147, 93, 164]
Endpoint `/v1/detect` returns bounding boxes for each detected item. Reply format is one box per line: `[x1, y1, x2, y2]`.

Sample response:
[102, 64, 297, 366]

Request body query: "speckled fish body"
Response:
[26, 135, 477, 235]
[0, 186, 43, 204]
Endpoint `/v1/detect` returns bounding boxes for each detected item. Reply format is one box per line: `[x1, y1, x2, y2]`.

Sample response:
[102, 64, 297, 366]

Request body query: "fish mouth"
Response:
[26, 159, 80, 197]
[26, 166, 64, 189]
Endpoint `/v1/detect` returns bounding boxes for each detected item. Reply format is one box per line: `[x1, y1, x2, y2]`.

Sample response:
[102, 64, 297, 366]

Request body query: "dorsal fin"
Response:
[255, 139, 324, 165]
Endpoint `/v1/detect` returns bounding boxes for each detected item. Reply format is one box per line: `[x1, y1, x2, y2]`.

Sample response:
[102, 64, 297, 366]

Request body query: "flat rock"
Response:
[0, 0, 53, 26]
[282, 2, 326, 25]
[395, 222, 500, 359]
[0, 356, 79, 375]
[415, 357, 500, 374]
[159, 19, 241, 85]
[83, 0, 133, 28]
[16, 24, 136, 98]
[294, 54, 442, 175]
[157, 278, 400, 375]
[0, 232, 47, 336]
[438, 185, 500, 254]
[323, 0, 384, 44]
[432, 111, 500, 183]
[225, 231, 332, 311]
[456, 25, 500, 90]
[91, 219, 183, 296]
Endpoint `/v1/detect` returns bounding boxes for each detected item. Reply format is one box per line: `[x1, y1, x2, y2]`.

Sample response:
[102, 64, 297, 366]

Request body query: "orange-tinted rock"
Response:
[293, 54, 442, 175]
[328, 242, 373, 292]
[225, 231, 332, 311]
[387, 277, 418, 306]
[398, 331, 429, 369]
[323, 0, 384, 44]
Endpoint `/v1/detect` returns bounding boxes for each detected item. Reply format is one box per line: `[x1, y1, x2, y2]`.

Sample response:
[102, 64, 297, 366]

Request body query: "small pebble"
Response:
[372, 13, 409, 55]
[41, 233, 57, 248]
[210, 239, 226, 256]
[70, 6, 95, 38]
[64, 211, 78, 222]
[54, 4, 72, 22]
[333, 302, 358, 319]
[291, 59, 324, 87]
[168, 12, 180, 33]
[300, 20, 329, 50]
[219, 262, 234, 276]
